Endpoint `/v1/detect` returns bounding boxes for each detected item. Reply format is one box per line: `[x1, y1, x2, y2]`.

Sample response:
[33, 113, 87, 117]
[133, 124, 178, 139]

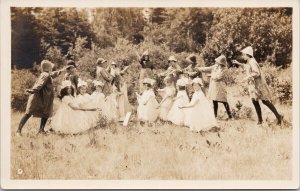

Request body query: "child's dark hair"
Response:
[59, 86, 74, 100]
[178, 86, 186, 91]
[144, 83, 152, 88]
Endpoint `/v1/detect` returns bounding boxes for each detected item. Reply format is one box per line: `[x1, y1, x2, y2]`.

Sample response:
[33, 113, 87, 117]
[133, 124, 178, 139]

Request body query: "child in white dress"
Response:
[105, 85, 120, 121]
[157, 77, 176, 121]
[136, 78, 159, 123]
[90, 80, 109, 118]
[76, 79, 99, 127]
[167, 78, 190, 126]
[179, 78, 218, 132]
[51, 80, 98, 134]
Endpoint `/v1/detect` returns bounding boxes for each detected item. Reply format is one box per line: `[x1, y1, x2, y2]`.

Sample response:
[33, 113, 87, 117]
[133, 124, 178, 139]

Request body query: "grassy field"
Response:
[11, 85, 293, 180]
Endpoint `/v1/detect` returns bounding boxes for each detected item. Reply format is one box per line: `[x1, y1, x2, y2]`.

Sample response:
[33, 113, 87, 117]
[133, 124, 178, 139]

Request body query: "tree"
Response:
[11, 8, 42, 68]
[202, 8, 292, 67]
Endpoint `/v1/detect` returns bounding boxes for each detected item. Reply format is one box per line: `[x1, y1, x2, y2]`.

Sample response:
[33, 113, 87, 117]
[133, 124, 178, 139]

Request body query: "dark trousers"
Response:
[17, 114, 48, 133]
[251, 99, 281, 123]
[213, 100, 232, 118]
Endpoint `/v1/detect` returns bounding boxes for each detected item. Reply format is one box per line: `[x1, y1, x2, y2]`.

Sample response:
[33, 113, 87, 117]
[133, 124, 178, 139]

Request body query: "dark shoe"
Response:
[37, 129, 47, 135]
[277, 115, 283, 125]
[257, 121, 263, 125]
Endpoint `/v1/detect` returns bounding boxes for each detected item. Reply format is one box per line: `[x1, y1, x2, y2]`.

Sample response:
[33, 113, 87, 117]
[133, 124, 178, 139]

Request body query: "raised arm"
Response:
[27, 72, 50, 94]
[196, 65, 215, 73]
[100, 69, 113, 82]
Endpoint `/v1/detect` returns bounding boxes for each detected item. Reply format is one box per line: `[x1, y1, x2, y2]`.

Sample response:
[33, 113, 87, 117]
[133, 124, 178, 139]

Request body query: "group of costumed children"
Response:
[16, 46, 282, 136]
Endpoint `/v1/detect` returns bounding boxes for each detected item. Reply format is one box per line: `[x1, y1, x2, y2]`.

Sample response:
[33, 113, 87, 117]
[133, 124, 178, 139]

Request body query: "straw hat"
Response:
[192, 78, 203, 86]
[61, 80, 72, 89]
[168, 56, 177, 62]
[110, 61, 117, 66]
[215, 55, 227, 66]
[96, 58, 107, 66]
[241, 46, 254, 57]
[92, 80, 104, 87]
[41, 60, 54, 72]
[78, 79, 88, 88]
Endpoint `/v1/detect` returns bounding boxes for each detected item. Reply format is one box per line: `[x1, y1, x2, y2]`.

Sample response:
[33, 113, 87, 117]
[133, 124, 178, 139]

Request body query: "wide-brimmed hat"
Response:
[96, 58, 107, 66]
[61, 80, 72, 89]
[192, 78, 203, 86]
[143, 78, 155, 86]
[78, 79, 88, 88]
[215, 55, 227, 66]
[186, 54, 197, 64]
[41, 60, 54, 72]
[241, 46, 254, 57]
[110, 61, 117, 66]
[168, 56, 177, 62]
[92, 80, 104, 87]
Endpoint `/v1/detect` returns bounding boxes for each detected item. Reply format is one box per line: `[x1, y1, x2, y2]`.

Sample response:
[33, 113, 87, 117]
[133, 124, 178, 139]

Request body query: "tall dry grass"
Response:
[11, 65, 293, 180]
[11, 93, 292, 180]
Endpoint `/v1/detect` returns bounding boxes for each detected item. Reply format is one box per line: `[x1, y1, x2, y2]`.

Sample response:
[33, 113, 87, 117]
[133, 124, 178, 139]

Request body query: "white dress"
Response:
[90, 91, 109, 119]
[75, 93, 99, 128]
[137, 89, 159, 122]
[105, 86, 119, 121]
[51, 96, 94, 134]
[184, 90, 218, 131]
[167, 90, 189, 126]
[158, 86, 176, 121]
[116, 83, 132, 121]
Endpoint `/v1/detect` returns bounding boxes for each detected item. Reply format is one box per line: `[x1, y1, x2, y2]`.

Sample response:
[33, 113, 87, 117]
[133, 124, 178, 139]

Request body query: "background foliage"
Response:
[11, 7, 293, 111]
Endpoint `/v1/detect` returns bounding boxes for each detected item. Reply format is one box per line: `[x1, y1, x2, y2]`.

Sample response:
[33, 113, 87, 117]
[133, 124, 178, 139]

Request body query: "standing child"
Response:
[113, 65, 132, 121]
[16, 60, 66, 136]
[167, 78, 190, 126]
[90, 80, 109, 118]
[136, 78, 159, 124]
[64, 60, 79, 95]
[232, 46, 282, 125]
[179, 78, 218, 132]
[105, 84, 120, 121]
[157, 77, 176, 121]
[197, 55, 233, 120]
[51, 80, 98, 134]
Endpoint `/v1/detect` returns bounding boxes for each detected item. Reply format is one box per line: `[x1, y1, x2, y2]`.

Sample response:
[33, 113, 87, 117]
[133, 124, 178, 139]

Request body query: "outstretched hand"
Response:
[25, 89, 34, 94]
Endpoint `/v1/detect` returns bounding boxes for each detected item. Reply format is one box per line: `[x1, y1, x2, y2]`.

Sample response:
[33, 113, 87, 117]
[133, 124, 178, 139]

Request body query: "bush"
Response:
[11, 70, 37, 111]
[202, 8, 292, 67]
[262, 64, 292, 105]
[231, 101, 253, 119]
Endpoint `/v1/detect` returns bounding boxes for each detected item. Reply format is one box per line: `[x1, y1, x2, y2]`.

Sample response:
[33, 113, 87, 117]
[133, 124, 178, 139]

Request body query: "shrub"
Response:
[44, 46, 67, 69]
[262, 64, 292, 105]
[202, 8, 292, 67]
[231, 101, 253, 119]
[11, 69, 37, 111]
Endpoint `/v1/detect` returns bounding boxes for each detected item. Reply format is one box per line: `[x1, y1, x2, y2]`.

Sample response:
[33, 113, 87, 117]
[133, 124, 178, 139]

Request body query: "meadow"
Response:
[11, 85, 292, 180]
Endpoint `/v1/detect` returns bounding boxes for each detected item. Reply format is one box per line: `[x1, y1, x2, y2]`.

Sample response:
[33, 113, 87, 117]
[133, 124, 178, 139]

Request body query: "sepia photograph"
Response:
[1, 0, 299, 189]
